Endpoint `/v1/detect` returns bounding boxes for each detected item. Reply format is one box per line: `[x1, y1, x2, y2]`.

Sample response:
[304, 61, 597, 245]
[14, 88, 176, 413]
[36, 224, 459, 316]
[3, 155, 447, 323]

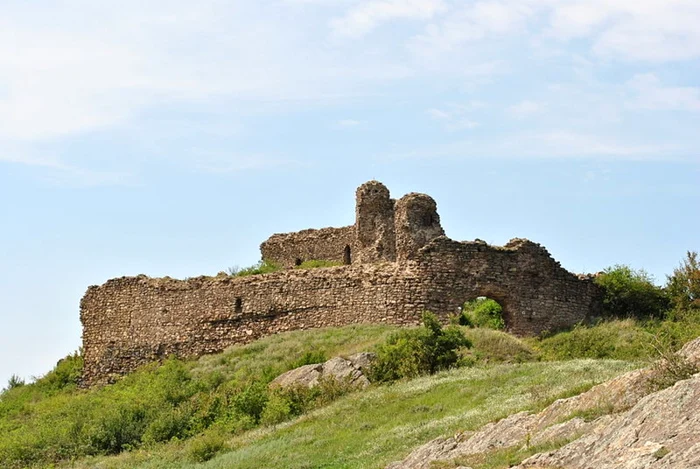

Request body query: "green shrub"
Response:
[89, 403, 149, 454]
[286, 349, 327, 370]
[274, 384, 318, 416]
[644, 310, 700, 351]
[232, 382, 269, 424]
[595, 265, 669, 320]
[260, 392, 294, 426]
[3, 374, 25, 392]
[227, 260, 281, 277]
[187, 432, 226, 463]
[460, 298, 505, 330]
[666, 251, 700, 316]
[34, 350, 83, 393]
[142, 406, 193, 444]
[647, 333, 700, 392]
[530, 320, 653, 361]
[370, 312, 472, 382]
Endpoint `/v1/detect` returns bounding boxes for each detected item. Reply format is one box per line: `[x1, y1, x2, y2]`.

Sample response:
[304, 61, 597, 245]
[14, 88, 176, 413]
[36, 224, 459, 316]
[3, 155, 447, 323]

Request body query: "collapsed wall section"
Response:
[260, 226, 355, 268]
[416, 237, 602, 336]
[80, 264, 425, 386]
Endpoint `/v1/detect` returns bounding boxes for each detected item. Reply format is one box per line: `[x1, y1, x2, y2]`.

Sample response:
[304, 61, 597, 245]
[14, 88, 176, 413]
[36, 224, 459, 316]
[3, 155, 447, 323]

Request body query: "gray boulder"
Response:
[270, 353, 376, 390]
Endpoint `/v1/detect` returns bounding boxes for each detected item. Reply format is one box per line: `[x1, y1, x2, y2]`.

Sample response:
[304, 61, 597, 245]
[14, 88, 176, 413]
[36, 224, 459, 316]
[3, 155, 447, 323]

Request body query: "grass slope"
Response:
[68, 359, 636, 469]
[6, 319, 682, 469]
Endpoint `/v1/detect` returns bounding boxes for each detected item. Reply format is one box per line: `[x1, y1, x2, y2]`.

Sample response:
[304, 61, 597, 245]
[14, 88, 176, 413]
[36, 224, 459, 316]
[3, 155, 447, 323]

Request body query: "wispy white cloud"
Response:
[627, 73, 700, 112]
[1, 0, 699, 187]
[387, 130, 688, 161]
[330, 0, 447, 38]
[407, 0, 700, 63]
[193, 152, 303, 173]
[410, 1, 532, 55]
[427, 102, 484, 131]
[507, 100, 546, 118]
[544, 0, 700, 61]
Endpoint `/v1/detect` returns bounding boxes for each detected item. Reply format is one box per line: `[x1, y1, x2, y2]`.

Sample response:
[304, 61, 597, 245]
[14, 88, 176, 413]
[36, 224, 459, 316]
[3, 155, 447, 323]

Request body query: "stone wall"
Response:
[415, 237, 602, 336]
[80, 263, 426, 386]
[80, 180, 603, 386]
[260, 226, 354, 268]
[81, 236, 600, 386]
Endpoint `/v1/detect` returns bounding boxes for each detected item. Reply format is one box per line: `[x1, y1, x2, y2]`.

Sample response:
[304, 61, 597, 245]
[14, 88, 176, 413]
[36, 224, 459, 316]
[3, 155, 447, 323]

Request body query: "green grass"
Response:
[6, 318, 694, 469]
[526, 314, 700, 362]
[0, 325, 396, 469]
[64, 359, 637, 469]
[227, 260, 282, 277]
[462, 328, 537, 364]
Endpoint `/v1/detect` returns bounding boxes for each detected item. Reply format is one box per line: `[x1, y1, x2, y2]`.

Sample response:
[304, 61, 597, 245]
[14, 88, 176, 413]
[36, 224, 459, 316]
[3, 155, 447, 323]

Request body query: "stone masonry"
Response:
[80, 181, 602, 386]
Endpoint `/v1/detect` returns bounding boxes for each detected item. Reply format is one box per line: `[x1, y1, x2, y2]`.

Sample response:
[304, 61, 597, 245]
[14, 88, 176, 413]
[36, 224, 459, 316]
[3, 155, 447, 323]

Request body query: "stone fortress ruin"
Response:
[80, 181, 602, 386]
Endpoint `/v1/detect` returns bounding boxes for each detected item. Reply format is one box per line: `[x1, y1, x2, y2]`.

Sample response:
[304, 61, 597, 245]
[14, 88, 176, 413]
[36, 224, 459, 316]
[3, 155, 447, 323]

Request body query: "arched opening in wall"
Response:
[458, 296, 509, 331]
[343, 245, 352, 265]
[294, 258, 303, 266]
[234, 297, 243, 315]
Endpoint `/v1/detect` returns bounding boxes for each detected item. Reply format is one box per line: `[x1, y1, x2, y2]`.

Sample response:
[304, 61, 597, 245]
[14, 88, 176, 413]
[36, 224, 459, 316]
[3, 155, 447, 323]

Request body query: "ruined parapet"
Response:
[354, 180, 396, 264]
[416, 236, 603, 336]
[261, 226, 355, 268]
[80, 180, 605, 386]
[394, 193, 445, 261]
[80, 264, 425, 386]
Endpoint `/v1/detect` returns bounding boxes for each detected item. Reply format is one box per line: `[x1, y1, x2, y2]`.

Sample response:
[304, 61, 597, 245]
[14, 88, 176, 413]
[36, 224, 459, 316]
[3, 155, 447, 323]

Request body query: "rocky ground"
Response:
[387, 338, 700, 469]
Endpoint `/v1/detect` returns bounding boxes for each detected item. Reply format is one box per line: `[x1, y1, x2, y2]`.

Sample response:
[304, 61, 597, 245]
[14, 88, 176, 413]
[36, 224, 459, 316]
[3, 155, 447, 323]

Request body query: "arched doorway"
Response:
[458, 295, 509, 331]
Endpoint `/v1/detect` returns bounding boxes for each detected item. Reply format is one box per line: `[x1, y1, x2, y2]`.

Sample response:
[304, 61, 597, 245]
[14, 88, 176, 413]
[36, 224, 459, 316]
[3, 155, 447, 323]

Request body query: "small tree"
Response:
[594, 265, 669, 319]
[369, 312, 471, 382]
[4, 374, 25, 392]
[666, 251, 700, 316]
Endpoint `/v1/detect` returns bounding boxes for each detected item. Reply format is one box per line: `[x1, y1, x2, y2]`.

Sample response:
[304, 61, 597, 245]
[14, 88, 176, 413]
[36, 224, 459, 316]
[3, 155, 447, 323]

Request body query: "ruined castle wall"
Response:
[80, 179, 604, 386]
[260, 226, 355, 268]
[80, 264, 426, 386]
[415, 237, 602, 336]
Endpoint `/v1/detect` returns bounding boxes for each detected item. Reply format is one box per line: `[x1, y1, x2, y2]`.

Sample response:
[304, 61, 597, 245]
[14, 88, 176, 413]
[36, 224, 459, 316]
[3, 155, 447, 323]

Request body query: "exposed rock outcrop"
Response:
[517, 373, 700, 469]
[387, 338, 700, 469]
[269, 353, 375, 390]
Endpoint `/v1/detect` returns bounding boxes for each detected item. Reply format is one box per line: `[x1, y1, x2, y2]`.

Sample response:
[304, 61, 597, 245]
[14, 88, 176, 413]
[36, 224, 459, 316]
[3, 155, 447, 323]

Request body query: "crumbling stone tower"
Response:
[354, 180, 397, 263]
[394, 192, 444, 261]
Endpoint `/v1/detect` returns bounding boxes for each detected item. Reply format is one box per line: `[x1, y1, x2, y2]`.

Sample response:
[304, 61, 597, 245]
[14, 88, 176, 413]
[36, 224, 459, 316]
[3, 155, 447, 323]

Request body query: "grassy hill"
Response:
[2, 321, 666, 469]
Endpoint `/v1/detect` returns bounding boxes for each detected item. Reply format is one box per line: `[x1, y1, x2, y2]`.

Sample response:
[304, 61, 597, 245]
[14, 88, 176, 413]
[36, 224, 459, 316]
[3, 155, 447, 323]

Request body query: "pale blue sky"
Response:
[1, 0, 699, 386]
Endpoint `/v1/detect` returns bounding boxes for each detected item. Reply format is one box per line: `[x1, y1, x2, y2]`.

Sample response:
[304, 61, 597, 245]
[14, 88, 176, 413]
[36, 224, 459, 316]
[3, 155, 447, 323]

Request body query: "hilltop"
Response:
[2, 312, 700, 469]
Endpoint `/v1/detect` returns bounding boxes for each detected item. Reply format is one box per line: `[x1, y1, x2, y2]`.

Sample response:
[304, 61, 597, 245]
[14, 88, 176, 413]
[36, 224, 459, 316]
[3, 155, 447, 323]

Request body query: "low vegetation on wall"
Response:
[225, 259, 343, 277]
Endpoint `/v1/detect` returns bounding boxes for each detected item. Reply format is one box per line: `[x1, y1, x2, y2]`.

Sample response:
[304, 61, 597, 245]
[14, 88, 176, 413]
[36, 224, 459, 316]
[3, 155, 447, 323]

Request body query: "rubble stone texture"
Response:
[80, 181, 602, 386]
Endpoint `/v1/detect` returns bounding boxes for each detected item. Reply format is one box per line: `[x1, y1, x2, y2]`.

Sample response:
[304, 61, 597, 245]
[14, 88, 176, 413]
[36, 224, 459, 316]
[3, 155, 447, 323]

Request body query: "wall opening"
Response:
[343, 245, 352, 265]
[457, 296, 507, 330]
[234, 297, 243, 315]
[294, 258, 303, 266]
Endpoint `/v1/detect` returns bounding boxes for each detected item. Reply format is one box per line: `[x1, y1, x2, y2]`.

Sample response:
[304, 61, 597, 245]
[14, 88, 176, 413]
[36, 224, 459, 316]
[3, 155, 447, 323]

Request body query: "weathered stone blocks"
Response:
[80, 181, 602, 386]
